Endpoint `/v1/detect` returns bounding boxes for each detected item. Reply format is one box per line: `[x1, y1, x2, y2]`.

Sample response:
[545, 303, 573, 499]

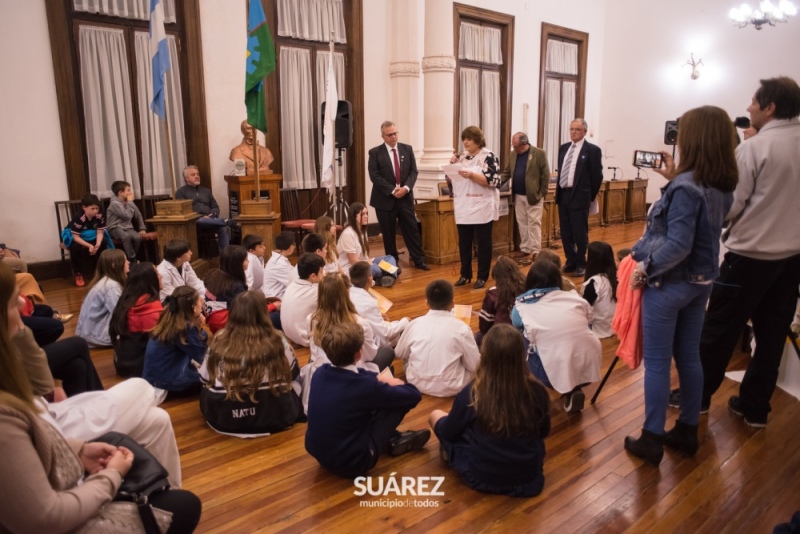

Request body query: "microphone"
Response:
[608, 166, 620, 170]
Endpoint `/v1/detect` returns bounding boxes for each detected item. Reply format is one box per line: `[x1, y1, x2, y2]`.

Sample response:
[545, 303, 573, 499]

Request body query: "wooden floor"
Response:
[42, 221, 800, 534]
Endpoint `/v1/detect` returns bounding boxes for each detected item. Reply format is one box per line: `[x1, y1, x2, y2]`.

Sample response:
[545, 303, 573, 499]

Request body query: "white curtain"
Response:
[561, 81, 576, 144]
[543, 79, 561, 173]
[481, 71, 500, 153]
[277, 0, 347, 43]
[280, 47, 317, 190]
[458, 22, 502, 65]
[134, 32, 187, 196]
[78, 26, 139, 198]
[315, 51, 346, 186]
[545, 40, 578, 75]
[73, 0, 176, 23]
[459, 68, 481, 140]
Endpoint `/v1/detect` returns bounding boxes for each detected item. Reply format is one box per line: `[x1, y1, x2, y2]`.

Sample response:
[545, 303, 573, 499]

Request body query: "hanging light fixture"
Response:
[729, 0, 797, 29]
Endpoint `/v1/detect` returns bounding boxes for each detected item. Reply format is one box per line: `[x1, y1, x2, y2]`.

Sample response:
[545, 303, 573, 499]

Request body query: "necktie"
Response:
[561, 144, 576, 188]
[392, 148, 401, 186]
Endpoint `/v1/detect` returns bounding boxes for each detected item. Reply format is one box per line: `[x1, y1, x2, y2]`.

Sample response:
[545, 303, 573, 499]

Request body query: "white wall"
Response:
[0, 1, 69, 262]
[599, 0, 800, 201]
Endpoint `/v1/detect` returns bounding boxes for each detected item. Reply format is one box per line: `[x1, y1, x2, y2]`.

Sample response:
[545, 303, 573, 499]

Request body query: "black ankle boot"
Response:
[662, 420, 699, 455]
[624, 429, 664, 466]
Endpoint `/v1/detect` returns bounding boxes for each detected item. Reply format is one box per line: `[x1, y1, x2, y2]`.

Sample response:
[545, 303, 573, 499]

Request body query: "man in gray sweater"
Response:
[106, 180, 147, 262]
[683, 77, 800, 428]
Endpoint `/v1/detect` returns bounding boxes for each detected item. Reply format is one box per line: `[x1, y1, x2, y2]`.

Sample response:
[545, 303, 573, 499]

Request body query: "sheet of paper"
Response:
[452, 304, 473, 327]
[377, 260, 398, 275]
[368, 288, 393, 314]
[589, 200, 599, 215]
[442, 163, 467, 182]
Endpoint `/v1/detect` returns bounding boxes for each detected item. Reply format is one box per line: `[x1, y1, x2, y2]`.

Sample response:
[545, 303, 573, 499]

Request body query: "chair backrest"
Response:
[54, 200, 85, 261]
[280, 188, 302, 221]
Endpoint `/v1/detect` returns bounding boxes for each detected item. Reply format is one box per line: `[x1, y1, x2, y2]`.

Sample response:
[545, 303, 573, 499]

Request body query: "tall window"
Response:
[46, 0, 209, 200]
[537, 23, 588, 172]
[454, 5, 514, 158]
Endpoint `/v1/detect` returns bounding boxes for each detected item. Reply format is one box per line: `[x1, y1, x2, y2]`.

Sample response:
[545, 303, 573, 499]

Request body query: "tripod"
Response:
[328, 147, 350, 226]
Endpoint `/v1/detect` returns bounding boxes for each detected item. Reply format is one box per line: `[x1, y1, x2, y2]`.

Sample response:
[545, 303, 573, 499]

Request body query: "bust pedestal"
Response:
[237, 200, 278, 249]
[146, 200, 206, 271]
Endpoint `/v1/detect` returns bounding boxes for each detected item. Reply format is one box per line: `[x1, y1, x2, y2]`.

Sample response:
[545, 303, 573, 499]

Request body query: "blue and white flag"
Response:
[320, 42, 338, 199]
[149, 0, 171, 119]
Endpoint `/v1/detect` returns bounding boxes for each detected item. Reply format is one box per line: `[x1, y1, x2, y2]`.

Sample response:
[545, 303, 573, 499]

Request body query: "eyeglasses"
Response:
[383, 132, 399, 137]
[569, 128, 585, 132]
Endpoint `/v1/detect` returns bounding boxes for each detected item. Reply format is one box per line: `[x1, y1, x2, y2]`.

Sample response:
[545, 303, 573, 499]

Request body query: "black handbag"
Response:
[91, 431, 171, 534]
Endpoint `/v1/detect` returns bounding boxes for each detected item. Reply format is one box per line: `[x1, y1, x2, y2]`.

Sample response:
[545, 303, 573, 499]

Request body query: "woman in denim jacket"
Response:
[624, 106, 738, 466]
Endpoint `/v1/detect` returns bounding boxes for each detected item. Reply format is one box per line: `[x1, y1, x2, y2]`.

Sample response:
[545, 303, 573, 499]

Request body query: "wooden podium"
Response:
[146, 199, 201, 264]
[237, 199, 278, 250]
[416, 193, 514, 265]
[225, 174, 282, 238]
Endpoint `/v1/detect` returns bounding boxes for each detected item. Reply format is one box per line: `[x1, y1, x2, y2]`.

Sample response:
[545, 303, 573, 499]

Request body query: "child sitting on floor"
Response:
[204, 245, 249, 333]
[581, 241, 618, 338]
[348, 261, 409, 348]
[280, 253, 326, 347]
[143, 285, 207, 398]
[157, 239, 206, 301]
[430, 324, 551, 497]
[395, 280, 481, 397]
[200, 291, 304, 437]
[305, 321, 429, 478]
[476, 256, 525, 348]
[262, 231, 296, 299]
[75, 249, 128, 346]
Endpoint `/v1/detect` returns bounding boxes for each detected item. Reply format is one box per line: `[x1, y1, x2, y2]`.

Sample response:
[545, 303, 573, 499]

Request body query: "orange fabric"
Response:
[127, 295, 164, 333]
[16, 273, 46, 305]
[611, 256, 643, 369]
[206, 309, 229, 334]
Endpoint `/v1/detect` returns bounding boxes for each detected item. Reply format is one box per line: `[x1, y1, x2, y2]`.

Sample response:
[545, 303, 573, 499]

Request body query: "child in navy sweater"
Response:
[305, 322, 429, 478]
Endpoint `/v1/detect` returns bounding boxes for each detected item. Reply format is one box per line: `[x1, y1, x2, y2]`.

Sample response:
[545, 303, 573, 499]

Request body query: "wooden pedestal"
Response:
[604, 180, 629, 225]
[416, 194, 513, 265]
[626, 179, 648, 221]
[225, 174, 282, 238]
[146, 210, 201, 263]
[237, 200, 278, 249]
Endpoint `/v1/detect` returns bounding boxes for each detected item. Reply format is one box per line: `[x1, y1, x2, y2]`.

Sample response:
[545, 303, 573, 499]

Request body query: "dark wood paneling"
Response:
[180, 0, 211, 190]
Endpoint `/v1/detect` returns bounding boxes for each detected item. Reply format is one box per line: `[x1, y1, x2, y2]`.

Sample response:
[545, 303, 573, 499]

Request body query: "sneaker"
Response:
[728, 396, 767, 428]
[564, 389, 586, 414]
[389, 429, 431, 456]
[667, 388, 710, 414]
[379, 275, 396, 288]
[74, 273, 85, 287]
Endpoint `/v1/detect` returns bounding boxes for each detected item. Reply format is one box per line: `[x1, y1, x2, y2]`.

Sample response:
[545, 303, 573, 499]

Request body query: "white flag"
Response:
[320, 47, 338, 199]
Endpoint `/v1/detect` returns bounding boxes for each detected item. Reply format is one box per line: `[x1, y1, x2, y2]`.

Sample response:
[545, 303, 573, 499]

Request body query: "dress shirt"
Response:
[280, 279, 318, 346]
[384, 143, 410, 192]
[349, 286, 409, 347]
[562, 139, 585, 188]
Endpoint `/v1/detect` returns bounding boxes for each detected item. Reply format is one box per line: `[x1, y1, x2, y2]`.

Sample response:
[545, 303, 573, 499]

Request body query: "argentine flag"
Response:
[149, 0, 171, 119]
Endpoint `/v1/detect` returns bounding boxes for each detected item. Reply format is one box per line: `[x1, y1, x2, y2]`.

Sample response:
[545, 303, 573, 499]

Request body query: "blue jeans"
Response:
[370, 255, 398, 280]
[196, 216, 230, 252]
[642, 280, 712, 434]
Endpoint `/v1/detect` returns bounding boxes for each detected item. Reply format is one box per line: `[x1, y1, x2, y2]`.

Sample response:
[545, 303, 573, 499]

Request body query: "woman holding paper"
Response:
[447, 126, 502, 290]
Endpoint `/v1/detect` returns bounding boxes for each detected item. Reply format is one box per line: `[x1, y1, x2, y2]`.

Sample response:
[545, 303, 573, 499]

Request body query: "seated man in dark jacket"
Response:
[175, 165, 229, 255]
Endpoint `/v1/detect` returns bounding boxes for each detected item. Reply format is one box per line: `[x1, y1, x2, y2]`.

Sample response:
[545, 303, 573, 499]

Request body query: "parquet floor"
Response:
[41, 221, 800, 533]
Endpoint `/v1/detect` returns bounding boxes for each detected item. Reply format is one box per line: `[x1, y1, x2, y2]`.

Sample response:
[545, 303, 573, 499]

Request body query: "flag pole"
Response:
[163, 94, 177, 199]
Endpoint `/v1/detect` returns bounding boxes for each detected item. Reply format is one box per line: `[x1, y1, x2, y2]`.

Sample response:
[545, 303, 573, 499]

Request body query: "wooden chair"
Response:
[280, 188, 315, 248]
[54, 200, 84, 276]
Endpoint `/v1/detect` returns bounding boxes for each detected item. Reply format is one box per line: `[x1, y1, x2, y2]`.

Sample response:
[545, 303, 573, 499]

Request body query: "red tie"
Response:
[392, 148, 401, 185]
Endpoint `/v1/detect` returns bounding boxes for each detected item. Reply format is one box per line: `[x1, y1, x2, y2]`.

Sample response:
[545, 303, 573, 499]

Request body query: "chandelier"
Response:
[729, 0, 797, 29]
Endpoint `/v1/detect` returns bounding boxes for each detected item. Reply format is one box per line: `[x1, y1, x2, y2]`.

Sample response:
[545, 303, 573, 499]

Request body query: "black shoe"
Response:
[474, 279, 486, 290]
[562, 265, 576, 274]
[573, 268, 586, 277]
[728, 396, 767, 428]
[663, 420, 699, 456]
[396, 266, 402, 276]
[389, 429, 431, 456]
[454, 277, 472, 287]
[378, 275, 396, 288]
[668, 388, 710, 414]
[564, 389, 585, 413]
[415, 262, 431, 271]
[624, 429, 664, 466]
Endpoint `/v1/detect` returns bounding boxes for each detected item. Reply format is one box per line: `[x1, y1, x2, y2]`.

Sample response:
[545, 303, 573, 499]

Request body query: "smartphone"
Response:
[632, 150, 663, 169]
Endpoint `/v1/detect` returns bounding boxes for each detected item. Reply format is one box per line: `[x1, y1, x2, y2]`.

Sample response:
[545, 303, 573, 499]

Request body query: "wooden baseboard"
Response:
[28, 260, 70, 281]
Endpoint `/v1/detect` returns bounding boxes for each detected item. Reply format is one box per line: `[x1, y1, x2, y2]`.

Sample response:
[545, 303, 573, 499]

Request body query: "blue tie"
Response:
[560, 144, 576, 188]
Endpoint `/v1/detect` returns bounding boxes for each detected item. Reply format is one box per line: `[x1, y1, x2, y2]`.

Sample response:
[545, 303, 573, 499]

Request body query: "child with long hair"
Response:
[109, 262, 163, 377]
[535, 250, 578, 292]
[204, 245, 249, 333]
[581, 241, 618, 338]
[75, 248, 129, 346]
[429, 324, 551, 497]
[143, 285, 207, 396]
[314, 215, 342, 274]
[512, 261, 601, 414]
[200, 291, 304, 436]
[337, 202, 398, 287]
[476, 256, 525, 347]
[298, 272, 394, 413]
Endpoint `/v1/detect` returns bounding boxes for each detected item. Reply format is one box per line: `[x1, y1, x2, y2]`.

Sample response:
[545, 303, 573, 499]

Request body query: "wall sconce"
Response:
[684, 53, 703, 80]
[729, 0, 797, 29]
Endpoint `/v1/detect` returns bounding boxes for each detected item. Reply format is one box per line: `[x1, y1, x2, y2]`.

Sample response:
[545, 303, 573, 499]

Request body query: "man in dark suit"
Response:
[556, 119, 603, 277]
[368, 121, 429, 270]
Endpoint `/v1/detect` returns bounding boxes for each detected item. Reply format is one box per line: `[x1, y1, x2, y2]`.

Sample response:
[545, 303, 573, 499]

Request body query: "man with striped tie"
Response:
[555, 118, 604, 277]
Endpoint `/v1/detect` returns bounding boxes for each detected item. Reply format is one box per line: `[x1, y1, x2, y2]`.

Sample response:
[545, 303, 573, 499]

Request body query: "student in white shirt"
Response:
[580, 241, 618, 339]
[302, 233, 337, 275]
[280, 253, 325, 347]
[262, 231, 296, 299]
[315, 216, 344, 275]
[243, 234, 267, 294]
[395, 280, 481, 397]
[348, 261, 409, 348]
[337, 202, 398, 287]
[157, 239, 205, 301]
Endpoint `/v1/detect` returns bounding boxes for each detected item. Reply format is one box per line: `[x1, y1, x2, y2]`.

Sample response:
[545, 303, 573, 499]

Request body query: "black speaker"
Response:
[321, 100, 353, 149]
[664, 120, 678, 145]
